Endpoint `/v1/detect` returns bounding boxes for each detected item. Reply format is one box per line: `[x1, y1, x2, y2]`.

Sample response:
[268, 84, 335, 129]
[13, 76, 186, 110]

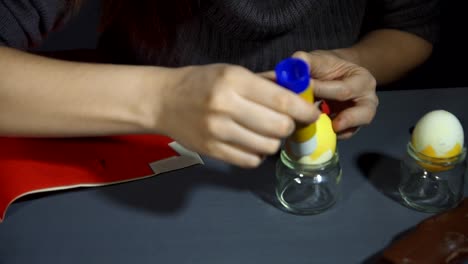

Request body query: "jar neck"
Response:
[280, 149, 339, 170]
[407, 143, 466, 167]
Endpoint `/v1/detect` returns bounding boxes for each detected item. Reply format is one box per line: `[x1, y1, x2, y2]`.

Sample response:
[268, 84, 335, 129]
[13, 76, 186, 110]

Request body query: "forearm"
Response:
[334, 29, 433, 85]
[0, 46, 167, 137]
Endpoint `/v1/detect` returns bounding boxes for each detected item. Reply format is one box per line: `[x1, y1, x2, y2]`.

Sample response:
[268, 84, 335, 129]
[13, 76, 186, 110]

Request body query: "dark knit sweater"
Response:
[0, 0, 440, 72]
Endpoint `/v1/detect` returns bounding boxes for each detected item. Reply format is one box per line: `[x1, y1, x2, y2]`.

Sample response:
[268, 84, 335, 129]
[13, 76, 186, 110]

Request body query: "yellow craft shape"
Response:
[298, 113, 336, 165]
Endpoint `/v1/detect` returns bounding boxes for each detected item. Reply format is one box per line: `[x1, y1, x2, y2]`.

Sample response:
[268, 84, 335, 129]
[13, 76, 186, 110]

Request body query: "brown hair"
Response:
[99, 0, 196, 60]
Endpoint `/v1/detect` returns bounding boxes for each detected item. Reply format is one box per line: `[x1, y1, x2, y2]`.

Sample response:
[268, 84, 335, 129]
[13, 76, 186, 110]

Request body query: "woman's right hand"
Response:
[154, 64, 320, 168]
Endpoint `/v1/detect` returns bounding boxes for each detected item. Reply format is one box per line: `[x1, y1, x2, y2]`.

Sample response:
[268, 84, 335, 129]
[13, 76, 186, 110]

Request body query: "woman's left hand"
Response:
[262, 49, 379, 139]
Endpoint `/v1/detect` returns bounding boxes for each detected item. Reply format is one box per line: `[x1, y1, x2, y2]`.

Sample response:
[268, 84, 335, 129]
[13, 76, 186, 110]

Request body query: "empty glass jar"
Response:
[399, 143, 467, 213]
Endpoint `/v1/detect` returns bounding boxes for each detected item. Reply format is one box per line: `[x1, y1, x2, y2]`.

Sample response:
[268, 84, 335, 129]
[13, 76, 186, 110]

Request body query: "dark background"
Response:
[39, 0, 468, 90]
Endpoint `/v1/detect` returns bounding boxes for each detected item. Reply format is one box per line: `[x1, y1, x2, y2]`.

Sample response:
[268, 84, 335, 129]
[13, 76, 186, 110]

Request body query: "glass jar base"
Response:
[400, 198, 460, 213]
[398, 176, 461, 213]
[276, 180, 337, 215]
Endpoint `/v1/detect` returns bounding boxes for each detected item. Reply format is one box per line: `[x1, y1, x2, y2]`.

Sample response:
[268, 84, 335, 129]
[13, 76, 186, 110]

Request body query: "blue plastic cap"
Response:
[275, 58, 311, 94]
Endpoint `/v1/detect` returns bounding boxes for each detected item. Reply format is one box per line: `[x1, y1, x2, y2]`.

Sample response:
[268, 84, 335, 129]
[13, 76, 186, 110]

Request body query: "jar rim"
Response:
[407, 143, 466, 166]
[280, 149, 339, 170]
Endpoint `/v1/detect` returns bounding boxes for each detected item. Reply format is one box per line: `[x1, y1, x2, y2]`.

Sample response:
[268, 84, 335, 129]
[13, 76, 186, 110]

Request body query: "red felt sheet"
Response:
[0, 135, 202, 222]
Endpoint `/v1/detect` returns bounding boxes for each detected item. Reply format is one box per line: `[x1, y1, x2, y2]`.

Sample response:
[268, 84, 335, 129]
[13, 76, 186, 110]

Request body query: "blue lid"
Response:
[275, 58, 311, 94]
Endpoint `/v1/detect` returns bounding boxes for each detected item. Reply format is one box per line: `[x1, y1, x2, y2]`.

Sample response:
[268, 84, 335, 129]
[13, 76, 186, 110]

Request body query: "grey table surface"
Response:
[1, 87, 467, 264]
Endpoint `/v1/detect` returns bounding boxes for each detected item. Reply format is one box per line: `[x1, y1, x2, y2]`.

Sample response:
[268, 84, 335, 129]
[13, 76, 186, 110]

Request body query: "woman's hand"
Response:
[156, 64, 320, 168]
[292, 50, 379, 139]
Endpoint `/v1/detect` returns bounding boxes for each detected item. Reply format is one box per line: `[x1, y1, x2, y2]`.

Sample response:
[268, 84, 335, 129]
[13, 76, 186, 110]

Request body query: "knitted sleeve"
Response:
[367, 0, 440, 44]
[0, 0, 69, 49]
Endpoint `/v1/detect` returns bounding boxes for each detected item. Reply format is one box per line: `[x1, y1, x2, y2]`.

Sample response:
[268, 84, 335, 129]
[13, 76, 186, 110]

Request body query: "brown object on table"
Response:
[382, 198, 468, 264]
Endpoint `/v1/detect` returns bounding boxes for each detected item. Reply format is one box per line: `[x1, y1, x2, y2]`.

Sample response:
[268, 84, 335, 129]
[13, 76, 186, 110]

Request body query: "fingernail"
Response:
[314, 100, 323, 108]
[313, 103, 322, 120]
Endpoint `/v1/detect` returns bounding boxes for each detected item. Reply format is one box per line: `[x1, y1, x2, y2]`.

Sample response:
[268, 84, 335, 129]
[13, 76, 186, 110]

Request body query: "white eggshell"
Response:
[411, 110, 464, 157]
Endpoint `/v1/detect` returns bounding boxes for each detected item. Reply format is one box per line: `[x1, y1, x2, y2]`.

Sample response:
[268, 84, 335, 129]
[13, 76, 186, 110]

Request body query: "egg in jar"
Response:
[411, 110, 465, 171]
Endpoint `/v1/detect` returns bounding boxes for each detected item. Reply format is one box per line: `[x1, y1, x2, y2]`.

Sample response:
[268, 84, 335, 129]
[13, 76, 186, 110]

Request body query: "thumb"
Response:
[291, 51, 314, 70]
[292, 51, 335, 80]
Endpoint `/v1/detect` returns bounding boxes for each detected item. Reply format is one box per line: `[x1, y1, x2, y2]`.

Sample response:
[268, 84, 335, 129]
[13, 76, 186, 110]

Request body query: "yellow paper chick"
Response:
[287, 113, 336, 165]
[297, 113, 336, 164]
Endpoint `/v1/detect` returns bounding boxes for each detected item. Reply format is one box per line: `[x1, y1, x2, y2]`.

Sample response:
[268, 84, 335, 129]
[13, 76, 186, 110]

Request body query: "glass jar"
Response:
[399, 143, 467, 213]
[275, 149, 342, 215]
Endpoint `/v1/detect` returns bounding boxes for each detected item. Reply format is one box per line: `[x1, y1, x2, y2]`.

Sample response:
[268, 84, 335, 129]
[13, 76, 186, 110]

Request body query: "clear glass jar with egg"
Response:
[273, 58, 342, 215]
[399, 110, 467, 213]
